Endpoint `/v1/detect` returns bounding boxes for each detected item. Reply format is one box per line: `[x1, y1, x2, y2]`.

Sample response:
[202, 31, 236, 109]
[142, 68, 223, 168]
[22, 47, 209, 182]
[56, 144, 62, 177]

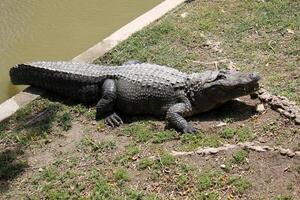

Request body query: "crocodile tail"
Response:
[10, 64, 31, 85]
[10, 63, 50, 86]
[9, 62, 104, 103]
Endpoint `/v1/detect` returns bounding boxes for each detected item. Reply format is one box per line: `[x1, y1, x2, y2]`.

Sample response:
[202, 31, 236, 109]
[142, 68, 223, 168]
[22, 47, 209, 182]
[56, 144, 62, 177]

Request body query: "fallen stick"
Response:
[171, 142, 300, 158]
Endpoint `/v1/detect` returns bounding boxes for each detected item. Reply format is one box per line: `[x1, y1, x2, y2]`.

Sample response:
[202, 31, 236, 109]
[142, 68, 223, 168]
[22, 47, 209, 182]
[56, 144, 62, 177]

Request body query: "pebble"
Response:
[279, 148, 288, 156]
[279, 148, 295, 157]
[209, 149, 219, 154]
[259, 92, 272, 101]
[257, 137, 267, 143]
[180, 12, 188, 18]
[287, 28, 295, 34]
[201, 148, 219, 155]
[256, 104, 265, 113]
[295, 115, 300, 125]
[286, 150, 295, 158]
[216, 122, 227, 127]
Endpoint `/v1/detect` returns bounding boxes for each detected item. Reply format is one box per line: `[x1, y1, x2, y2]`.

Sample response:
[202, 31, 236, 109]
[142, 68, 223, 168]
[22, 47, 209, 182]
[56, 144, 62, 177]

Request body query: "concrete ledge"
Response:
[0, 87, 43, 121]
[0, 0, 186, 122]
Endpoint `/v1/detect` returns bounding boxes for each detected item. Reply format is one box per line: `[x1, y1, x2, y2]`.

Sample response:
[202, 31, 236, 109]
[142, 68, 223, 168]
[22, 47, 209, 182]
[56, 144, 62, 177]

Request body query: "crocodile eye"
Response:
[216, 74, 226, 80]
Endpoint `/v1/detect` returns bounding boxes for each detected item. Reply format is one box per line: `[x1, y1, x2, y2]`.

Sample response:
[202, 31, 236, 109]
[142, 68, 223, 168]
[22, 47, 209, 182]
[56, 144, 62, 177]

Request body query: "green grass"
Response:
[138, 157, 154, 170]
[196, 168, 251, 197]
[197, 170, 217, 191]
[152, 130, 177, 144]
[81, 136, 116, 152]
[122, 122, 178, 144]
[122, 122, 153, 142]
[0, 98, 75, 148]
[113, 168, 131, 185]
[179, 132, 222, 151]
[92, 177, 116, 199]
[113, 143, 139, 166]
[229, 176, 252, 194]
[157, 152, 175, 167]
[232, 150, 249, 164]
[274, 195, 294, 200]
[57, 112, 72, 131]
[40, 167, 59, 182]
[220, 127, 255, 142]
[176, 173, 189, 189]
[94, 18, 200, 70]
[29, 160, 152, 199]
[221, 127, 235, 139]
[71, 104, 96, 121]
[237, 127, 255, 142]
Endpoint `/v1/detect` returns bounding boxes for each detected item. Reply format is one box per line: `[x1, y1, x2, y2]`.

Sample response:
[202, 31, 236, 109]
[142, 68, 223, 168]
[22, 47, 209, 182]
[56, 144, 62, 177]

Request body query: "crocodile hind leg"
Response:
[96, 79, 123, 127]
[166, 97, 197, 133]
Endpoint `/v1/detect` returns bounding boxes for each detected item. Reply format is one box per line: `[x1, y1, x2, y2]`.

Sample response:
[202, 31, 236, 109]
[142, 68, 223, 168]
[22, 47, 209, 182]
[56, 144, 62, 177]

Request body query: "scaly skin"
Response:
[10, 61, 260, 133]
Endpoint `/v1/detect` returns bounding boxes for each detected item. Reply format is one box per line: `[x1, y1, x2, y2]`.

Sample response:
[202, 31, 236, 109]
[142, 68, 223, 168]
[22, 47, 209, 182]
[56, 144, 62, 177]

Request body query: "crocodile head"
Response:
[190, 70, 260, 106]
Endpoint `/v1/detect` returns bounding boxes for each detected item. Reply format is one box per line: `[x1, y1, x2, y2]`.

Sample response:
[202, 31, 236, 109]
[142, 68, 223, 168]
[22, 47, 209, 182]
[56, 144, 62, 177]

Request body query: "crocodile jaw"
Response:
[192, 70, 261, 106]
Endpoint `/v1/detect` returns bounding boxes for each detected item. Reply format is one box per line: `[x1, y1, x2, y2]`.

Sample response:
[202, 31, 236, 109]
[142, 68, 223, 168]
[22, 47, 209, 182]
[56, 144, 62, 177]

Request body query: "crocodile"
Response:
[10, 61, 260, 133]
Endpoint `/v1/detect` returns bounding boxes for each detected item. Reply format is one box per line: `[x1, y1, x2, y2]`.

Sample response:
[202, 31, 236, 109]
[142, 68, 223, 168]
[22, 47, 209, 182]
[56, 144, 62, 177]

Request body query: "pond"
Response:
[0, 0, 162, 103]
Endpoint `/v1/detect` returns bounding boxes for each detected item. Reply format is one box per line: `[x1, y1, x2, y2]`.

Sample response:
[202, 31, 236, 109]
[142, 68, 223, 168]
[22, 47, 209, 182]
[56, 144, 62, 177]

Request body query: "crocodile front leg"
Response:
[96, 79, 123, 127]
[166, 97, 197, 133]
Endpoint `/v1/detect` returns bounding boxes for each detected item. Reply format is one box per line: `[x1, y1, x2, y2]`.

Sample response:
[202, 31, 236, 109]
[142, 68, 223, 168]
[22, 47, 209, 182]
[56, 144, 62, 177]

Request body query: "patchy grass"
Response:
[232, 150, 249, 164]
[274, 195, 294, 200]
[157, 152, 176, 167]
[57, 112, 72, 131]
[221, 127, 236, 139]
[230, 176, 252, 194]
[236, 127, 255, 142]
[179, 132, 223, 151]
[221, 127, 255, 142]
[81, 136, 116, 152]
[196, 168, 251, 197]
[0, 98, 70, 147]
[122, 122, 179, 144]
[122, 122, 153, 142]
[152, 130, 177, 144]
[113, 168, 131, 185]
[138, 157, 154, 170]
[113, 143, 139, 166]
[0, 148, 28, 181]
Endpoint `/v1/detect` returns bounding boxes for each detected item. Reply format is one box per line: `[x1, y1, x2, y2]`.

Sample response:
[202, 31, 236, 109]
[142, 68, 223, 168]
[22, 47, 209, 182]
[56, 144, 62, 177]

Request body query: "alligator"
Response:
[10, 61, 260, 133]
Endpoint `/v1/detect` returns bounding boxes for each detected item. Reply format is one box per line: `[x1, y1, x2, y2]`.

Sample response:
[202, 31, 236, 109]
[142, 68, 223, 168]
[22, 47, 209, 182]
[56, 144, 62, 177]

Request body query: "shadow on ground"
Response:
[0, 146, 28, 193]
[193, 99, 257, 123]
[37, 88, 258, 128]
[0, 96, 63, 193]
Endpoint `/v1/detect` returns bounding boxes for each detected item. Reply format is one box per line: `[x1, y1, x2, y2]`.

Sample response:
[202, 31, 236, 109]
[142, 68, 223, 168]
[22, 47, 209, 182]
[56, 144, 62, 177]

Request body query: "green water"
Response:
[0, 0, 162, 102]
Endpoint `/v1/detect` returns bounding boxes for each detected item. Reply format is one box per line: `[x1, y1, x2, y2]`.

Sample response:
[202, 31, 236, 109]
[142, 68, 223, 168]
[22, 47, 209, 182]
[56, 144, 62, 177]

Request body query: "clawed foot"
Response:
[182, 125, 198, 134]
[104, 113, 123, 127]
